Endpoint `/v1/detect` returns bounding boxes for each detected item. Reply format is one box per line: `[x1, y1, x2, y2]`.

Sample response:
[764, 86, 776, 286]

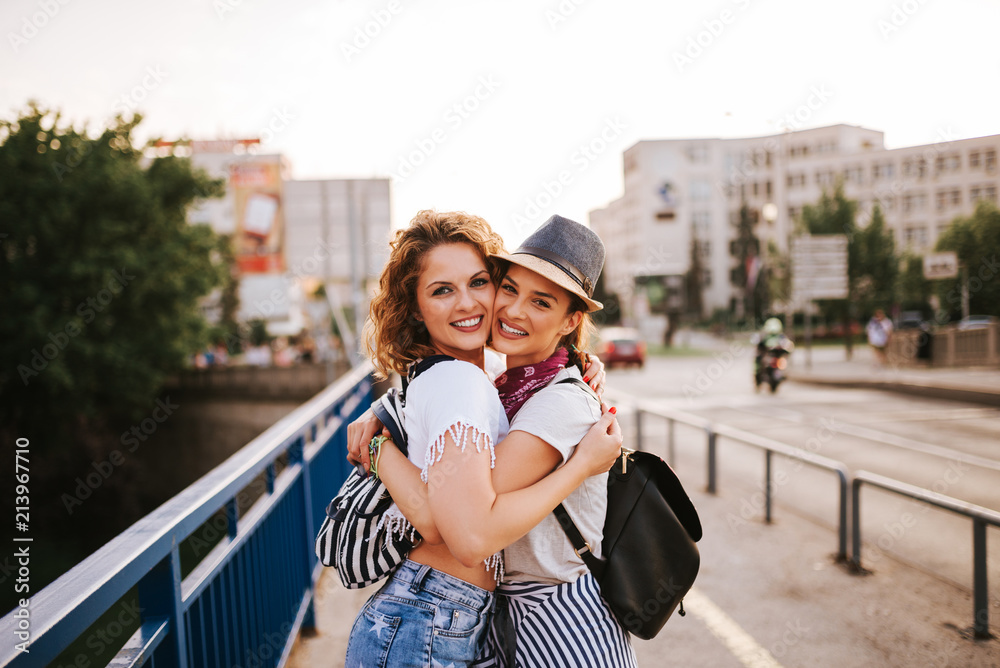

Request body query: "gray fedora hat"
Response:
[497, 215, 605, 312]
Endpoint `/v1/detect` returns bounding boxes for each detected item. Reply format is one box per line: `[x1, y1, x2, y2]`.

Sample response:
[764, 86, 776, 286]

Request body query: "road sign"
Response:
[923, 251, 959, 280]
[792, 235, 849, 302]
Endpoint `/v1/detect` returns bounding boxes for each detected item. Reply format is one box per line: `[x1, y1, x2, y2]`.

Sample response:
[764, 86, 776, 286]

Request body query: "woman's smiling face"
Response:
[490, 264, 582, 367]
[413, 243, 495, 363]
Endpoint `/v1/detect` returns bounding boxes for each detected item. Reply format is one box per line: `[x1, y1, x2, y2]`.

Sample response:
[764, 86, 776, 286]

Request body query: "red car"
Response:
[598, 327, 646, 368]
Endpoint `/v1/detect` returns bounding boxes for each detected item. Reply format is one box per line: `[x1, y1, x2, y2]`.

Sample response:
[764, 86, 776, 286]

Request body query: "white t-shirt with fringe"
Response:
[380, 358, 510, 576]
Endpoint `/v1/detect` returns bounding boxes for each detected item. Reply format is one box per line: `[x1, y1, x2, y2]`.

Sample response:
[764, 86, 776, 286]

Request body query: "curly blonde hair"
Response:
[363, 210, 507, 378]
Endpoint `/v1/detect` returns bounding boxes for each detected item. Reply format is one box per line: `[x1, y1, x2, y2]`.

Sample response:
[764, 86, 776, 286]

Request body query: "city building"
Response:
[153, 139, 391, 345]
[590, 124, 1000, 323]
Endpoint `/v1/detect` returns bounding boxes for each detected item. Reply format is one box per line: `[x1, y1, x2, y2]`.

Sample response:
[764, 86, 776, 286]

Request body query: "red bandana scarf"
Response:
[494, 347, 569, 420]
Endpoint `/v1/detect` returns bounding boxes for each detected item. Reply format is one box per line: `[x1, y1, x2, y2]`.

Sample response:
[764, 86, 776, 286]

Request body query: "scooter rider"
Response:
[753, 317, 793, 378]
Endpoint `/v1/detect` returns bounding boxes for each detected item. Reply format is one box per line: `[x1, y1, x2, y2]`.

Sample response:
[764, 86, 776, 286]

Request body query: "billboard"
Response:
[231, 161, 285, 274]
[792, 235, 849, 303]
[922, 251, 959, 280]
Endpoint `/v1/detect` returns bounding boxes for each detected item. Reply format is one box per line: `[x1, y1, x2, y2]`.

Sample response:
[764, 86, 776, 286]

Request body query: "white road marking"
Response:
[684, 587, 785, 668]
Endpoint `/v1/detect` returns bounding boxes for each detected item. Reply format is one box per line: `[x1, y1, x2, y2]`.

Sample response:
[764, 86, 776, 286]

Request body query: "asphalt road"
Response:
[603, 346, 1000, 667]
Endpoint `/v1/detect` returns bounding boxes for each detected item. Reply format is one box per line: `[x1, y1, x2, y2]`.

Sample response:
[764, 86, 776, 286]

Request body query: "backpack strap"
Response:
[553, 503, 606, 579]
[370, 355, 457, 456]
[555, 376, 600, 404]
[552, 375, 607, 578]
[401, 354, 456, 393]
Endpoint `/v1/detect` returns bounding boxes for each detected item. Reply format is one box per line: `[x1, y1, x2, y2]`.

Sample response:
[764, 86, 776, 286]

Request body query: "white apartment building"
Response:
[590, 124, 1000, 320]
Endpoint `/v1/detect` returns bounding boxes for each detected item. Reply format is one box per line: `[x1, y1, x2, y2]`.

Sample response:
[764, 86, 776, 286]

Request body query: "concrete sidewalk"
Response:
[786, 345, 1000, 407]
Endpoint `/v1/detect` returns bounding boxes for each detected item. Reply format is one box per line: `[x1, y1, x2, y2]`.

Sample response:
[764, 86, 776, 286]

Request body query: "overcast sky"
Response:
[3, 0, 998, 245]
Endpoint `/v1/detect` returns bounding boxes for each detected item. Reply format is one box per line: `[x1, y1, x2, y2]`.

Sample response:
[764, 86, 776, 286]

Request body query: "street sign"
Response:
[923, 251, 959, 280]
[791, 235, 849, 303]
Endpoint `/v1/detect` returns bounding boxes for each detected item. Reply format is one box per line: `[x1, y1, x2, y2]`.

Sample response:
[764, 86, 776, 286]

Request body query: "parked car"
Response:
[897, 311, 927, 330]
[597, 327, 645, 368]
[957, 315, 999, 331]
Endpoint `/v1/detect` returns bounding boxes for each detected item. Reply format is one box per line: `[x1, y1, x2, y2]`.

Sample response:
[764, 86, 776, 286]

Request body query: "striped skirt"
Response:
[472, 574, 637, 668]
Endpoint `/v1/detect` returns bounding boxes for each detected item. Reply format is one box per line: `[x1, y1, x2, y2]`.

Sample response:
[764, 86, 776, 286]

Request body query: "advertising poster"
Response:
[231, 160, 285, 273]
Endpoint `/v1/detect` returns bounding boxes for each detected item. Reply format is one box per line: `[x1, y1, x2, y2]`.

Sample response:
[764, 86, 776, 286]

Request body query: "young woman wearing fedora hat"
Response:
[343, 210, 622, 668]
[472, 215, 637, 667]
[350, 214, 637, 667]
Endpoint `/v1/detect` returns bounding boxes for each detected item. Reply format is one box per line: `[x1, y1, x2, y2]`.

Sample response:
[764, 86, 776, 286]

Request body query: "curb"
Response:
[788, 374, 1000, 408]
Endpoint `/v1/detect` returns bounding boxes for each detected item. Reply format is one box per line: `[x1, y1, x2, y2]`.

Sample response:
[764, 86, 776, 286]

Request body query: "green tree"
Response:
[898, 253, 932, 313]
[934, 201, 1000, 319]
[685, 236, 704, 321]
[765, 240, 791, 312]
[729, 203, 763, 324]
[0, 104, 226, 441]
[853, 203, 899, 318]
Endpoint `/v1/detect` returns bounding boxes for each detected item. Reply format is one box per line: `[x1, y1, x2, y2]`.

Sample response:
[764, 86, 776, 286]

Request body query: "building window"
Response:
[692, 210, 711, 231]
[969, 151, 981, 169]
[986, 150, 997, 171]
[786, 173, 806, 188]
[904, 158, 927, 179]
[691, 180, 711, 201]
[787, 205, 801, 221]
[902, 192, 927, 213]
[873, 162, 896, 180]
[702, 269, 712, 288]
[844, 166, 864, 184]
[902, 226, 928, 247]
[687, 144, 710, 163]
[971, 185, 997, 204]
[699, 241, 712, 258]
[934, 153, 961, 174]
[935, 189, 959, 211]
[816, 170, 835, 187]
[876, 195, 895, 211]
[766, 180, 773, 197]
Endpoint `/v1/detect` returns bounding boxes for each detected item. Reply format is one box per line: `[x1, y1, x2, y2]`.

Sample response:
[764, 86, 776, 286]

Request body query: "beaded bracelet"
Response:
[368, 435, 389, 479]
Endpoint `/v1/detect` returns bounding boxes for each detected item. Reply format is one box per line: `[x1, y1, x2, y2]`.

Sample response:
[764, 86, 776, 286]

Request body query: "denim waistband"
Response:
[390, 559, 494, 611]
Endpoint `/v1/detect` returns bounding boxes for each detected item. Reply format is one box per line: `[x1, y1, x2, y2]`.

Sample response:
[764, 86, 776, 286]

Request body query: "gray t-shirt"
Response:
[502, 366, 607, 585]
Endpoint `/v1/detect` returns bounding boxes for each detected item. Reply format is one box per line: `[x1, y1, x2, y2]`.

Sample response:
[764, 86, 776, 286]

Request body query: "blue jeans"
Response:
[345, 560, 495, 667]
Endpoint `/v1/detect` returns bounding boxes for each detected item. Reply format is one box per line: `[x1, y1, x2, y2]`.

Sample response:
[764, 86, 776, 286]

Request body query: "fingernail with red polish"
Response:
[583, 376, 590, 383]
[609, 406, 617, 414]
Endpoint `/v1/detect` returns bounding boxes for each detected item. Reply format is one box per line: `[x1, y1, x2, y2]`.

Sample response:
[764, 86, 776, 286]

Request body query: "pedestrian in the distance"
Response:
[866, 309, 893, 365]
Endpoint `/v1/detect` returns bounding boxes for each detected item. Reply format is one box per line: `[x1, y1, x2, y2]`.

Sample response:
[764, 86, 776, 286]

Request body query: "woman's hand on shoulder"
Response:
[583, 353, 607, 397]
[572, 405, 622, 477]
[346, 407, 383, 472]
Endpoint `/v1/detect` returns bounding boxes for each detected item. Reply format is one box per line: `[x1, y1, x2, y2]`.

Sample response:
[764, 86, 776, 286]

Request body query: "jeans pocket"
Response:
[433, 603, 482, 638]
[346, 602, 402, 668]
[430, 604, 489, 666]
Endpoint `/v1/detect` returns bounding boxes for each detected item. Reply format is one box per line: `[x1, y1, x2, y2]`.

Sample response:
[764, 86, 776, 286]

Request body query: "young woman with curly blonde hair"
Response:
[343, 210, 621, 667]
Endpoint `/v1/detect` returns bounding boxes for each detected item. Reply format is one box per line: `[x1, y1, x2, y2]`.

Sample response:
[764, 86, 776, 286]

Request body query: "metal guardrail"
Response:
[629, 400, 998, 637]
[634, 404, 851, 562]
[0, 363, 373, 668]
[851, 471, 1000, 639]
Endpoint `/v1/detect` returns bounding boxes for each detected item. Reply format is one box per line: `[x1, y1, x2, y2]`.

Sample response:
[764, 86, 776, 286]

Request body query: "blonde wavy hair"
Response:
[363, 210, 507, 378]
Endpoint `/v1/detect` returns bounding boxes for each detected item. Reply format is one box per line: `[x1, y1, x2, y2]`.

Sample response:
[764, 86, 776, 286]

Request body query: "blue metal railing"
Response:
[1, 363, 373, 668]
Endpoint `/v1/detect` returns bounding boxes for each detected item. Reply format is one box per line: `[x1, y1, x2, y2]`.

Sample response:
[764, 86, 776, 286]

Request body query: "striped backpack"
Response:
[314, 356, 453, 588]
